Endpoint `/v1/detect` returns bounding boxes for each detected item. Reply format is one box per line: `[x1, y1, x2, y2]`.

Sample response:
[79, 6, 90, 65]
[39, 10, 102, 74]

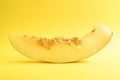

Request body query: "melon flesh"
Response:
[9, 24, 112, 63]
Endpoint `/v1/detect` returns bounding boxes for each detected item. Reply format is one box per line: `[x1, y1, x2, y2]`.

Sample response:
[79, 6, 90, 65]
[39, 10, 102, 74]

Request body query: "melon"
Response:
[9, 24, 113, 63]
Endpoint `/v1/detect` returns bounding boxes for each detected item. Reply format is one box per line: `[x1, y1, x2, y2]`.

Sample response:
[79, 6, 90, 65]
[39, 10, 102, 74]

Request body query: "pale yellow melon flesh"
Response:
[9, 24, 113, 63]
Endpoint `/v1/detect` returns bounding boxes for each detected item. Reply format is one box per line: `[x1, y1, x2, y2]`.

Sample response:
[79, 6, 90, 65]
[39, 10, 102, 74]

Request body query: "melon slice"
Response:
[9, 24, 113, 63]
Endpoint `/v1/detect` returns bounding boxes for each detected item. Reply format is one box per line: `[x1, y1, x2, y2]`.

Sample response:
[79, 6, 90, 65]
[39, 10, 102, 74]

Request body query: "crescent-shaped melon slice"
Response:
[9, 24, 113, 63]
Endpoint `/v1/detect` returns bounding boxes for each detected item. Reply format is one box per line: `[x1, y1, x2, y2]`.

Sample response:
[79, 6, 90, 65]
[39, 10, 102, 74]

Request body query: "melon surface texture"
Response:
[9, 24, 113, 63]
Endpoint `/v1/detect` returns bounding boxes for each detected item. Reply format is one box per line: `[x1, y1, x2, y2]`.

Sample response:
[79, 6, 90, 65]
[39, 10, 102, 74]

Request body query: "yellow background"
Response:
[0, 0, 120, 80]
